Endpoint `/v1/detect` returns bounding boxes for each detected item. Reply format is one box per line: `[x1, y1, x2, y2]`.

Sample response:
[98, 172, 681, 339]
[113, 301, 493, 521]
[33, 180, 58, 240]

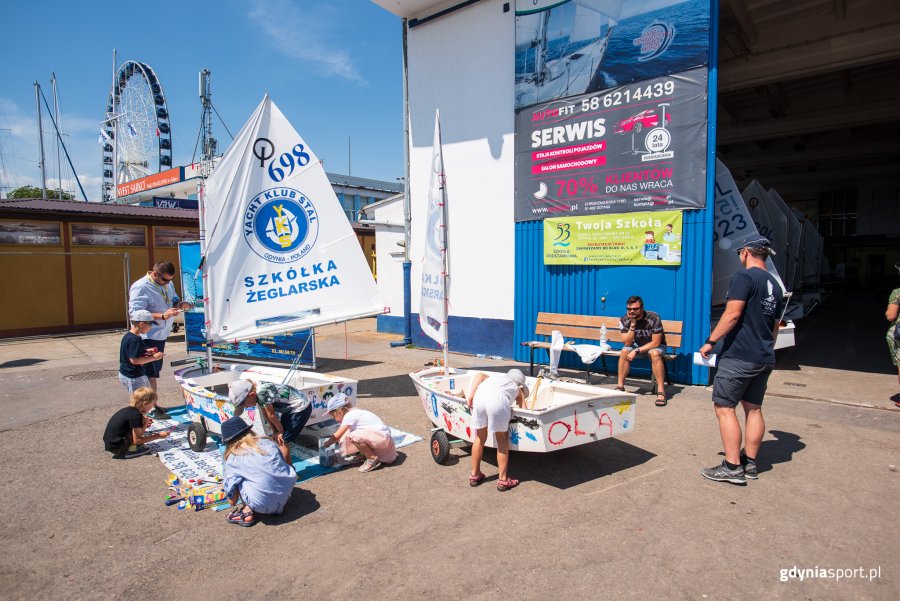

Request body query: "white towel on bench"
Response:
[549, 330, 565, 376]
[569, 343, 609, 365]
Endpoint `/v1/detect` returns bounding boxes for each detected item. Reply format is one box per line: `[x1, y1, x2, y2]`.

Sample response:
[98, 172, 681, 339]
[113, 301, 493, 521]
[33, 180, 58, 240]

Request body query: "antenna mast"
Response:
[198, 68, 216, 371]
[199, 69, 217, 177]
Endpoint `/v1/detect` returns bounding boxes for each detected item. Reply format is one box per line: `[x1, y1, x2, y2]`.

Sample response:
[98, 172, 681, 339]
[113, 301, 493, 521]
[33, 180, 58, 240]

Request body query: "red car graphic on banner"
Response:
[614, 109, 671, 134]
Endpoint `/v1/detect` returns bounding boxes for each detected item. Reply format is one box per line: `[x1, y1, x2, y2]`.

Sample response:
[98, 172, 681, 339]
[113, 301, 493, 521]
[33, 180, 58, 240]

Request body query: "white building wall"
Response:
[401, 0, 515, 322]
[372, 197, 405, 313]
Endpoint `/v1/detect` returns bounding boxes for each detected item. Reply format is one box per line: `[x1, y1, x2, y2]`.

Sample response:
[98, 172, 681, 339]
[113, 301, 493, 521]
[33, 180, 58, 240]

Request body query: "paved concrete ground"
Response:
[0, 319, 897, 600]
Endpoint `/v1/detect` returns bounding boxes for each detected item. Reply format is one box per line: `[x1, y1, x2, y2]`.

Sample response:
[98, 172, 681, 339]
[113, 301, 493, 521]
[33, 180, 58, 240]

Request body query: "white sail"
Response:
[766, 188, 802, 291]
[741, 180, 788, 283]
[419, 110, 450, 350]
[712, 160, 784, 305]
[792, 206, 823, 286]
[202, 96, 382, 342]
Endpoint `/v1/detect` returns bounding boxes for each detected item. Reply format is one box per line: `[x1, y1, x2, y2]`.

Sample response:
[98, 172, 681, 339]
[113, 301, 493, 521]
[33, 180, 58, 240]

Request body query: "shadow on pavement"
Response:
[315, 357, 382, 372]
[757, 430, 806, 475]
[262, 488, 321, 525]
[471, 438, 656, 490]
[723, 429, 807, 474]
[0, 358, 46, 369]
[355, 372, 419, 399]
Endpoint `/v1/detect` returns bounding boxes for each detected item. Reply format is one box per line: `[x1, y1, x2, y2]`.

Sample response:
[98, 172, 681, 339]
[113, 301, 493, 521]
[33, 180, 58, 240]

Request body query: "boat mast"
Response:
[438, 118, 450, 375]
[33, 82, 47, 199]
[199, 68, 214, 371]
[50, 73, 64, 201]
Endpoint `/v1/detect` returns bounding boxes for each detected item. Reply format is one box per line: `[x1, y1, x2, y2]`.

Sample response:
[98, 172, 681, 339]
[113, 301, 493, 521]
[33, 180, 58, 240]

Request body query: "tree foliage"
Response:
[7, 186, 74, 200]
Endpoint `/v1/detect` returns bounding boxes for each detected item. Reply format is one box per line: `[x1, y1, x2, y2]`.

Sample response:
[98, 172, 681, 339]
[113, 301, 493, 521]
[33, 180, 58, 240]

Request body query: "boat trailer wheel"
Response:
[430, 429, 451, 464]
[187, 421, 208, 452]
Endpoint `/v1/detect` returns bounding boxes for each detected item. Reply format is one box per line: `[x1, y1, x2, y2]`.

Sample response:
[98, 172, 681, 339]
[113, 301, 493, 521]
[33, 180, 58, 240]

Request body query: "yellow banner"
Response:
[544, 211, 683, 265]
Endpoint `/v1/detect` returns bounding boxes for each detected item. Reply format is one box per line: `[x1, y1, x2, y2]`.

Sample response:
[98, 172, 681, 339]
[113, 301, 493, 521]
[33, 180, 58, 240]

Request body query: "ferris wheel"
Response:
[101, 60, 173, 202]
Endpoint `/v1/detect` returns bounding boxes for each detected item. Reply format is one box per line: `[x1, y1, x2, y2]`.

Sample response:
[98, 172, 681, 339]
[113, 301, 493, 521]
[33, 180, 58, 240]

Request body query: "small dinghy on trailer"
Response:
[174, 95, 383, 450]
[175, 363, 358, 451]
[411, 367, 636, 463]
[407, 111, 637, 464]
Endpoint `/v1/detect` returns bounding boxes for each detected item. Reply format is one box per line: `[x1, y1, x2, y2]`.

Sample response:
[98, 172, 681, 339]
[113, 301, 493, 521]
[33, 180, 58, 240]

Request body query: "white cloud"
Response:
[246, 0, 366, 85]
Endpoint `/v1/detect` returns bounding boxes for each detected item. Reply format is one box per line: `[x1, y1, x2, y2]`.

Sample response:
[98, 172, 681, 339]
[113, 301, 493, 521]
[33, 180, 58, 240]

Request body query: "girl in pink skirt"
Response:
[320, 393, 397, 473]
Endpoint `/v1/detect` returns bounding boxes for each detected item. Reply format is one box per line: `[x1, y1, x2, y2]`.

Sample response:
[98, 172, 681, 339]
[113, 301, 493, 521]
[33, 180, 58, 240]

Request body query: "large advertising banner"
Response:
[515, 0, 709, 110]
[514, 0, 710, 221]
[516, 68, 707, 220]
[544, 209, 683, 265]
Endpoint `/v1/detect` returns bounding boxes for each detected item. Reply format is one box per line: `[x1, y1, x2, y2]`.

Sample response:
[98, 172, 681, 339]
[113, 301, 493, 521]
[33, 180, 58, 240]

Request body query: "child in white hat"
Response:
[320, 394, 397, 473]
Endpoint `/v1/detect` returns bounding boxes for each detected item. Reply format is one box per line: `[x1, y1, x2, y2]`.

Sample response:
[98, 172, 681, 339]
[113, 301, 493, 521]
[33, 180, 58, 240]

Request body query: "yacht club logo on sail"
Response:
[244, 187, 319, 263]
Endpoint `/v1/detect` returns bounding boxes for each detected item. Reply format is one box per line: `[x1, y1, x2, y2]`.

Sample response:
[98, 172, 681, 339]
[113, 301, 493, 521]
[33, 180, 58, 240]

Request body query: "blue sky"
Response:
[0, 0, 404, 201]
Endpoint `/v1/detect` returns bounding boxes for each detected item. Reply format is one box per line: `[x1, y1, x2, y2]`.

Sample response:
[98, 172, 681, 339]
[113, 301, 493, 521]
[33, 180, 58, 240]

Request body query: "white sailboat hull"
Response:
[410, 367, 636, 453]
[175, 363, 357, 441]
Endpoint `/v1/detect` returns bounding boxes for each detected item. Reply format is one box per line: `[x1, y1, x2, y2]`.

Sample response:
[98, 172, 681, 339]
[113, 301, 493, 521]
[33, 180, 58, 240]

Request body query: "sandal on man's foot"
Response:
[496, 477, 519, 492]
[227, 506, 257, 527]
[655, 393, 668, 407]
[469, 472, 485, 487]
[614, 386, 626, 392]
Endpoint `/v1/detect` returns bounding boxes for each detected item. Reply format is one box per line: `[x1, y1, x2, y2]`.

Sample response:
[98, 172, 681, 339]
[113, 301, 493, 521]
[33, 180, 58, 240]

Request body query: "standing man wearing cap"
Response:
[464, 369, 529, 491]
[128, 261, 192, 398]
[699, 237, 784, 485]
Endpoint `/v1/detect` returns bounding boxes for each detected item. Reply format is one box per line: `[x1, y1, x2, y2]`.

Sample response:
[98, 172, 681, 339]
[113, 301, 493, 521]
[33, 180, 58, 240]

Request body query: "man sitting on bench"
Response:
[615, 295, 668, 407]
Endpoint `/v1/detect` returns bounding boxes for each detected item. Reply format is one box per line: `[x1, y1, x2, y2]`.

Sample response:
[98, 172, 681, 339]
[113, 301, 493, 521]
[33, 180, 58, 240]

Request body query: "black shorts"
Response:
[143, 339, 167, 378]
[712, 356, 773, 408]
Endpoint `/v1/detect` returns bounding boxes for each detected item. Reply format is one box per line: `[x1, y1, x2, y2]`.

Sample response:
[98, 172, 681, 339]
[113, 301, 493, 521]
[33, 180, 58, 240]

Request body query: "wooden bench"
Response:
[521, 312, 684, 384]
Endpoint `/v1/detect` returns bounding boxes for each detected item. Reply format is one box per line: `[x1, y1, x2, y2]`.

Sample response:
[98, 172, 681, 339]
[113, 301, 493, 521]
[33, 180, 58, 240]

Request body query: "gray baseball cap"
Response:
[130, 309, 158, 325]
[228, 379, 255, 416]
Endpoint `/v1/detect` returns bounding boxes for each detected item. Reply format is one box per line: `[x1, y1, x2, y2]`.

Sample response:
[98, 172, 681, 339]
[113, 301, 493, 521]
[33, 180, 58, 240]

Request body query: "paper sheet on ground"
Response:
[145, 406, 421, 484]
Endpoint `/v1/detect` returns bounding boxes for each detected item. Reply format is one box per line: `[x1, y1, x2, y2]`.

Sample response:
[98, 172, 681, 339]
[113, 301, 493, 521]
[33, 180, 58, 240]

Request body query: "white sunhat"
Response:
[506, 368, 530, 397]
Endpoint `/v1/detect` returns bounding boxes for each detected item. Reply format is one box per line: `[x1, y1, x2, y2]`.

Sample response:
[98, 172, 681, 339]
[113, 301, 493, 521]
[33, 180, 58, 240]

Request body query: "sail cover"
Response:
[202, 96, 382, 342]
[712, 160, 785, 305]
[419, 111, 449, 348]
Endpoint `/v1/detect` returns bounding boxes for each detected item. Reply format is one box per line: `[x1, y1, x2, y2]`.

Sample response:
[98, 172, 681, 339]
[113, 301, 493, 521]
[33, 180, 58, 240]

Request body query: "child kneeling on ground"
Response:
[320, 393, 397, 473]
[221, 416, 297, 527]
[102, 387, 170, 459]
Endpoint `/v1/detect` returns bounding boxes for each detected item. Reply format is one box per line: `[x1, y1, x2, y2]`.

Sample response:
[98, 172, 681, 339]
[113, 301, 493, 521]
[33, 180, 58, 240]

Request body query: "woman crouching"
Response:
[320, 393, 397, 473]
[221, 416, 296, 527]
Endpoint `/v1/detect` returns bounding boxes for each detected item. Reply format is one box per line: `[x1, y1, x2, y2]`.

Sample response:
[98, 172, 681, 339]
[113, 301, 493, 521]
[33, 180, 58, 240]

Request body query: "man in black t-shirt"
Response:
[616, 296, 669, 406]
[699, 237, 785, 485]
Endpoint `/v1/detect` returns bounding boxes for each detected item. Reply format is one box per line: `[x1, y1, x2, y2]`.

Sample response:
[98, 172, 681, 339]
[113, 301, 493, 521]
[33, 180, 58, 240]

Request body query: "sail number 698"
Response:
[268, 144, 311, 182]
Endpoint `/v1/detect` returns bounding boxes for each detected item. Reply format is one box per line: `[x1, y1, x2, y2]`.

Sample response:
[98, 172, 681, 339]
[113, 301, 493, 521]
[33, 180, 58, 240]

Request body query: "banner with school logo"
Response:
[543, 210, 683, 265]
